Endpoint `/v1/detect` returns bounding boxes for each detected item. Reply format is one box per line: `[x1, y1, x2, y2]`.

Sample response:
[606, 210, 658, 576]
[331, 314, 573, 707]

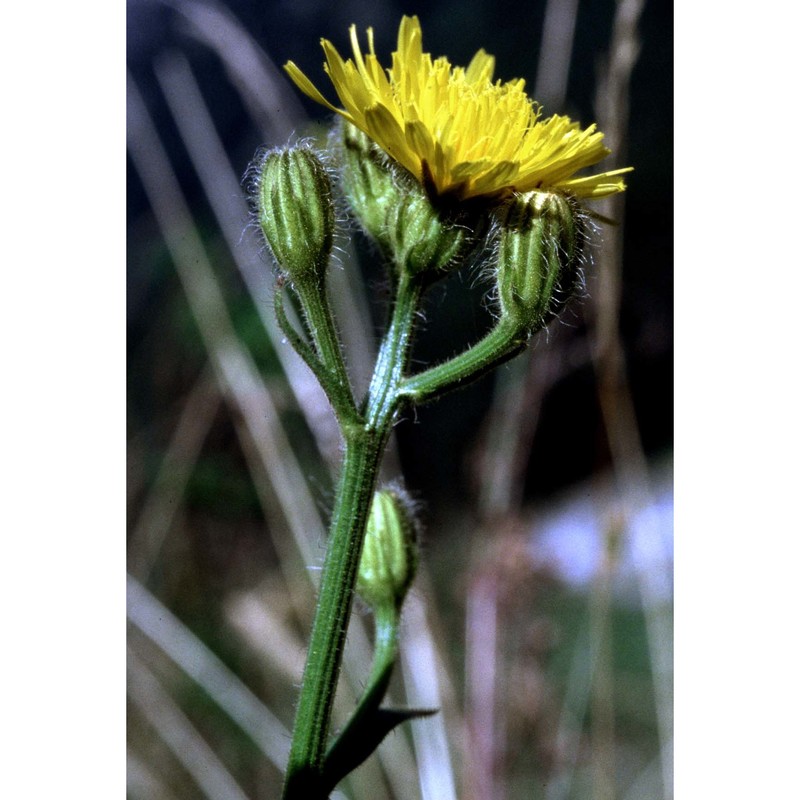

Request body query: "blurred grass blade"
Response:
[127, 71, 327, 571]
[464, 574, 499, 800]
[622, 748, 672, 800]
[128, 364, 220, 581]
[400, 593, 459, 800]
[127, 574, 290, 769]
[127, 649, 253, 800]
[153, 48, 343, 468]
[534, 0, 580, 109]
[545, 622, 592, 800]
[591, 0, 672, 796]
[161, 0, 305, 141]
[127, 748, 182, 800]
[589, 519, 620, 800]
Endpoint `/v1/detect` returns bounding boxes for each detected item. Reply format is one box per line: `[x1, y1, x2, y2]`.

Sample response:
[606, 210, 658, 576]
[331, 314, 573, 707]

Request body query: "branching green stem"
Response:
[274, 286, 330, 388]
[281, 272, 527, 799]
[280, 277, 361, 427]
[365, 273, 422, 426]
[281, 274, 422, 800]
[298, 279, 357, 414]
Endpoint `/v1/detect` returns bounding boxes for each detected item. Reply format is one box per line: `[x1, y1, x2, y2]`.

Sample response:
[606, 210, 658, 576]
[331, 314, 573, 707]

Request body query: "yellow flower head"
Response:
[285, 16, 631, 203]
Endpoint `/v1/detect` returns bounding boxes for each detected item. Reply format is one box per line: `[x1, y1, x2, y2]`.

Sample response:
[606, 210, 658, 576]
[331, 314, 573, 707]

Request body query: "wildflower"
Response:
[285, 16, 631, 203]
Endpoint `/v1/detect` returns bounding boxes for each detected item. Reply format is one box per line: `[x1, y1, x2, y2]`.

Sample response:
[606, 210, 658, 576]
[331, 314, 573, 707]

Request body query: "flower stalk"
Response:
[249, 14, 631, 799]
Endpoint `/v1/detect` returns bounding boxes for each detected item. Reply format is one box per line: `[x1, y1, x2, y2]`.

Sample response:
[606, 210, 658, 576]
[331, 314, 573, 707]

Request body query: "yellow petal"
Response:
[286, 15, 631, 203]
[363, 105, 418, 172]
[465, 49, 495, 84]
[284, 61, 343, 116]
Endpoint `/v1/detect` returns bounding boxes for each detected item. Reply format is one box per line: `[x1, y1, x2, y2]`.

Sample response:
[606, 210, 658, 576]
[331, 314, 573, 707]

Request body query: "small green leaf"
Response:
[322, 707, 439, 794]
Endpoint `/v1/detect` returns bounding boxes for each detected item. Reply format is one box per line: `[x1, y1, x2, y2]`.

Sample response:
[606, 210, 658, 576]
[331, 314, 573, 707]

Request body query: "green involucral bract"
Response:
[339, 122, 470, 279]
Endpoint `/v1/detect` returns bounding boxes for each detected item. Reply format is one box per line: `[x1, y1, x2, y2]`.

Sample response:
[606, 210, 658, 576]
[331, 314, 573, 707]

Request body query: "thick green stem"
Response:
[282, 429, 385, 797]
[281, 275, 422, 800]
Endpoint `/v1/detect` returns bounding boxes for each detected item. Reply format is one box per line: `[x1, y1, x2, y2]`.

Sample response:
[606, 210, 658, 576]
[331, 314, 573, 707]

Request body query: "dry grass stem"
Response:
[592, 2, 673, 797]
[128, 574, 291, 768]
[128, 364, 221, 580]
[127, 648, 253, 800]
[128, 72, 327, 571]
[399, 593, 460, 800]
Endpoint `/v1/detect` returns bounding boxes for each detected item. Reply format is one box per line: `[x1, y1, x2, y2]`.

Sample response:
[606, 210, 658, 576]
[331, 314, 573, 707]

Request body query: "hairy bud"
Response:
[339, 123, 470, 279]
[357, 488, 420, 612]
[257, 146, 335, 286]
[495, 190, 585, 334]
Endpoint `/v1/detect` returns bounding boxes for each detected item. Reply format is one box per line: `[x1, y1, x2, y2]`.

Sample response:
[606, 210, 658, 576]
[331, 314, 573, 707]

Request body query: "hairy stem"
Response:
[282, 429, 386, 797]
[282, 275, 422, 799]
[295, 278, 360, 426]
[399, 316, 527, 407]
[365, 274, 422, 426]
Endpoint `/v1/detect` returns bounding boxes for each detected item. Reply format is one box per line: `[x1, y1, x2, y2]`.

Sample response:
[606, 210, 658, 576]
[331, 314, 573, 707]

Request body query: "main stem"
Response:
[282, 274, 421, 799]
[282, 430, 385, 797]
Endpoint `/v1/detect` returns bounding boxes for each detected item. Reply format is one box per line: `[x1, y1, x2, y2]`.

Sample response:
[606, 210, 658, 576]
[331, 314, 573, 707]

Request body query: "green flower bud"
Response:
[384, 186, 469, 277]
[495, 190, 585, 335]
[338, 122, 470, 279]
[257, 146, 335, 286]
[357, 488, 420, 612]
[339, 122, 399, 251]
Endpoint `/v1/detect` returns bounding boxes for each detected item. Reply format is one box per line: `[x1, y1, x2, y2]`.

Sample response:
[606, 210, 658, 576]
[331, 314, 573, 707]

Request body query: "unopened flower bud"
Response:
[495, 190, 585, 334]
[339, 122, 470, 279]
[257, 146, 335, 286]
[384, 186, 469, 277]
[339, 123, 399, 250]
[357, 488, 420, 612]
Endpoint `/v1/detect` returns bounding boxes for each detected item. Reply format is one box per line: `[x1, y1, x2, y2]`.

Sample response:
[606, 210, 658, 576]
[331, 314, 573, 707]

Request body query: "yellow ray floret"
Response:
[285, 16, 631, 202]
